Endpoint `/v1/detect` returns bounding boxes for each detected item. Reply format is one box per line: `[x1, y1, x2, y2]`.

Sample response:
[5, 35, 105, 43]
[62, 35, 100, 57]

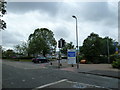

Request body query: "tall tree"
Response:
[100, 37, 116, 56]
[81, 33, 101, 63]
[81, 33, 117, 63]
[14, 42, 28, 56]
[28, 28, 57, 56]
[60, 42, 74, 55]
[2, 49, 16, 58]
[0, 1, 7, 30]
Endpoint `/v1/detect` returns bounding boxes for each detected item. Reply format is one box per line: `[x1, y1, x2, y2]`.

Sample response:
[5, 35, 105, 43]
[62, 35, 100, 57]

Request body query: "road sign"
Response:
[67, 49, 76, 64]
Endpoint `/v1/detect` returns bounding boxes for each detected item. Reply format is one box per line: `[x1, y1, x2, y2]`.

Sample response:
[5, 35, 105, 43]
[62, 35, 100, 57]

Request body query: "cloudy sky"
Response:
[1, 1, 118, 50]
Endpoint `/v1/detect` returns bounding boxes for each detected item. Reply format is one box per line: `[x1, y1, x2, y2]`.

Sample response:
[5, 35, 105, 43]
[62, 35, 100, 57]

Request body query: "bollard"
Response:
[72, 64, 74, 67]
[60, 63, 62, 66]
[50, 62, 52, 65]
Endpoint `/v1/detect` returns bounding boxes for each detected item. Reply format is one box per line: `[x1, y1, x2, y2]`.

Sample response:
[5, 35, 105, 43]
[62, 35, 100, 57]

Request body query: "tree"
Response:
[14, 44, 22, 55]
[2, 49, 16, 58]
[100, 37, 116, 56]
[0, 1, 7, 30]
[81, 33, 101, 63]
[14, 42, 28, 56]
[60, 42, 74, 55]
[81, 33, 117, 63]
[28, 28, 57, 57]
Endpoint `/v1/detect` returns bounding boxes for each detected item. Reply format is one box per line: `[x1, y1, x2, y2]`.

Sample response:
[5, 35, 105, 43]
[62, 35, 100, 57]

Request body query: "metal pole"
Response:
[107, 37, 110, 64]
[72, 15, 79, 69]
[58, 48, 60, 68]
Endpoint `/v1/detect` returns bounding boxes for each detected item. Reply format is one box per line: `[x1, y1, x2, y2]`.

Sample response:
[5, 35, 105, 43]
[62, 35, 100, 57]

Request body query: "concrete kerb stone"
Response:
[78, 71, 120, 79]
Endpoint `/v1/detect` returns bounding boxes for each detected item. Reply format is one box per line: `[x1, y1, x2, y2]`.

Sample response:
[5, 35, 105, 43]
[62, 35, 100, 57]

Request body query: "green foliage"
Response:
[0, 1, 7, 30]
[28, 28, 57, 56]
[78, 55, 84, 62]
[60, 42, 74, 55]
[111, 53, 120, 69]
[2, 49, 16, 58]
[112, 59, 120, 69]
[80, 32, 117, 64]
[80, 33, 101, 63]
[14, 42, 28, 56]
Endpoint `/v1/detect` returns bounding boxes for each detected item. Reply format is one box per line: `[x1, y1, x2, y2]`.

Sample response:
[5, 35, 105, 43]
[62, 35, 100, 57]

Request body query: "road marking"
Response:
[22, 80, 26, 82]
[34, 79, 67, 89]
[32, 78, 35, 80]
[10, 82, 14, 85]
[66, 80, 105, 88]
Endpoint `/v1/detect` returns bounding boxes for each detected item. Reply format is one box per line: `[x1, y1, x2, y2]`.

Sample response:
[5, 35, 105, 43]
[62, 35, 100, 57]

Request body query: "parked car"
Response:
[80, 60, 86, 64]
[32, 56, 48, 63]
[46, 56, 52, 60]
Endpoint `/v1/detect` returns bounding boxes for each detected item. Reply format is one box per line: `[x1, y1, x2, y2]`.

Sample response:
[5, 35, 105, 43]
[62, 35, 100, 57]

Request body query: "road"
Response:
[2, 59, 119, 89]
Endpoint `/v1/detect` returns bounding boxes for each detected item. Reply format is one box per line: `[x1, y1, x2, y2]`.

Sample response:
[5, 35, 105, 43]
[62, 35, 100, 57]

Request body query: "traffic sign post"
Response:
[67, 49, 76, 66]
[58, 38, 66, 68]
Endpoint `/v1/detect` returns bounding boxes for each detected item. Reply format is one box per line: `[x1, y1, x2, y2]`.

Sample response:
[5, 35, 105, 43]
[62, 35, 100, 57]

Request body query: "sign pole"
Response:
[58, 48, 61, 68]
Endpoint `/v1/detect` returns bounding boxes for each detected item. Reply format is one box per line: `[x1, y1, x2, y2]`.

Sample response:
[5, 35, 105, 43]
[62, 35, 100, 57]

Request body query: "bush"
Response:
[78, 55, 84, 62]
[17, 56, 34, 59]
[112, 59, 120, 69]
[98, 56, 108, 63]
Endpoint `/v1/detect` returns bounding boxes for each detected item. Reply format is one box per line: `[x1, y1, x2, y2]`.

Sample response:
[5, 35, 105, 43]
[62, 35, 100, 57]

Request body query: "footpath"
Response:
[46, 59, 120, 79]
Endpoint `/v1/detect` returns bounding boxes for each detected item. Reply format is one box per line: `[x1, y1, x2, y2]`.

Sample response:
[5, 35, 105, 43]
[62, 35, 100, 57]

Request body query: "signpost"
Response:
[67, 49, 76, 65]
[58, 38, 65, 68]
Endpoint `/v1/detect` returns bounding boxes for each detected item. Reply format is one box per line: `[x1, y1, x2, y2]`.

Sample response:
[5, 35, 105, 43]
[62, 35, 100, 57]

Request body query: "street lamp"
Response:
[107, 37, 110, 64]
[72, 15, 79, 69]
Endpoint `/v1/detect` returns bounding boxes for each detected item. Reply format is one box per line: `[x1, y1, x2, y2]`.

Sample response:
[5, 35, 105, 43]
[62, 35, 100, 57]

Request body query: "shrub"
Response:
[112, 59, 120, 69]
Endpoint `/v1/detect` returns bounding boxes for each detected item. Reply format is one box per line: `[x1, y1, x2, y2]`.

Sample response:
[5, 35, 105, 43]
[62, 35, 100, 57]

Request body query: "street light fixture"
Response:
[72, 15, 79, 69]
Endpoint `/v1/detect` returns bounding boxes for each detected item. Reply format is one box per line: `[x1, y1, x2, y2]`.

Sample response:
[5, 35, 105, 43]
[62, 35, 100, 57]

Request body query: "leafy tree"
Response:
[60, 42, 74, 55]
[2, 49, 16, 58]
[28, 28, 57, 57]
[100, 37, 116, 56]
[81, 33, 102, 63]
[81, 33, 117, 63]
[0, 1, 7, 30]
[14, 44, 22, 55]
[14, 42, 28, 56]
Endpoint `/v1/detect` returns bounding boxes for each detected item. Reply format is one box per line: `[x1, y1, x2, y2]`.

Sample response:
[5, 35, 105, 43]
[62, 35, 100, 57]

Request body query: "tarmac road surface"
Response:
[2, 59, 120, 89]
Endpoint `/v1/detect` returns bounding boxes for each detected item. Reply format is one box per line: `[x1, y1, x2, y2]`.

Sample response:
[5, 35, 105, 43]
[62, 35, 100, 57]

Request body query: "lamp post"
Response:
[72, 15, 79, 69]
[107, 37, 110, 64]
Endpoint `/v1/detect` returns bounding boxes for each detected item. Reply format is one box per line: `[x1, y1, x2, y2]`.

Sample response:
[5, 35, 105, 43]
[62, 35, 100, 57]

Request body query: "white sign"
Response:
[67, 49, 76, 64]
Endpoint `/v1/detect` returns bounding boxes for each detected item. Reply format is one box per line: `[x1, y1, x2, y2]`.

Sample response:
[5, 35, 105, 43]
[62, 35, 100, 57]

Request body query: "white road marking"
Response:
[66, 80, 104, 88]
[34, 79, 67, 89]
[32, 78, 35, 80]
[10, 82, 14, 85]
[22, 80, 26, 82]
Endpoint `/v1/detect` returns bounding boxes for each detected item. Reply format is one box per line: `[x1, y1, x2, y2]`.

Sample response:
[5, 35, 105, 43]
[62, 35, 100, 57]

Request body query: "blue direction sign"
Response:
[67, 49, 76, 64]
[68, 52, 76, 57]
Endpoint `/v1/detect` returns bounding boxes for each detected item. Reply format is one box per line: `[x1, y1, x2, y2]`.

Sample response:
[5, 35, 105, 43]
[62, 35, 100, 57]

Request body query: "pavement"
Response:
[46, 59, 120, 79]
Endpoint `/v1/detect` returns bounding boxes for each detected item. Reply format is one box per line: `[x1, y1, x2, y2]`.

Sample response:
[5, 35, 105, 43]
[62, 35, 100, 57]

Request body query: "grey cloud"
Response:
[2, 31, 24, 47]
[56, 2, 117, 28]
[80, 2, 114, 20]
[54, 26, 70, 40]
[7, 2, 59, 16]
[79, 2, 117, 27]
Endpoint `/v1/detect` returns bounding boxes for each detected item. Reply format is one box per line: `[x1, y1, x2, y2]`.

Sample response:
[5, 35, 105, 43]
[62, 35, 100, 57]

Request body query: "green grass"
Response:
[3, 59, 32, 62]
[19, 59, 32, 62]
